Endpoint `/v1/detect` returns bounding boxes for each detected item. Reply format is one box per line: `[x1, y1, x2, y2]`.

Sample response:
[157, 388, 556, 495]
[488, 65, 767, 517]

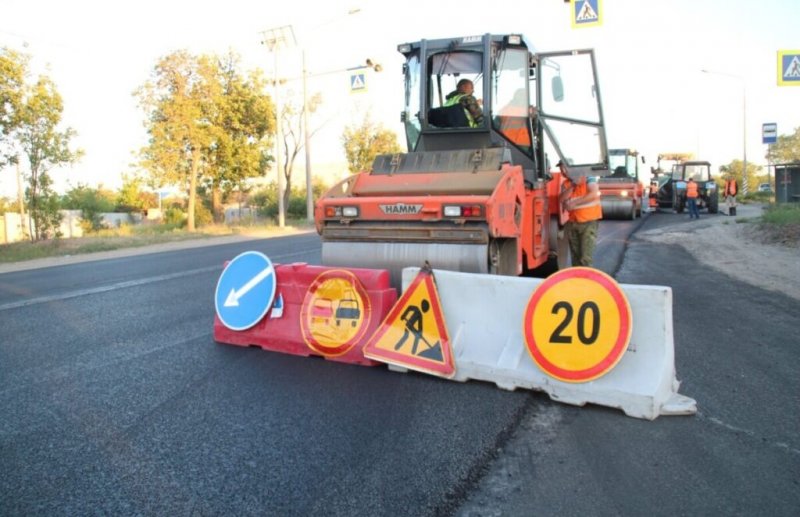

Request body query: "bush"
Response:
[164, 206, 186, 227]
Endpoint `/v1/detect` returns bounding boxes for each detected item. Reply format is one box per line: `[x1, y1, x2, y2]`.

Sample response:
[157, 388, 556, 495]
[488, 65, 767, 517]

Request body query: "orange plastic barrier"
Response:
[214, 262, 397, 366]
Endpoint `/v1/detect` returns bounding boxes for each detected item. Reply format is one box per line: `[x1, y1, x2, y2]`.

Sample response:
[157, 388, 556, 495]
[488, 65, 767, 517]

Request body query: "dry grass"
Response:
[0, 220, 314, 263]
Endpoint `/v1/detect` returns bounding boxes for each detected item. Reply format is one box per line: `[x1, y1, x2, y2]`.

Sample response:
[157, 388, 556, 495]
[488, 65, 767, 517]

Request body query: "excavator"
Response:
[315, 33, 609, 287]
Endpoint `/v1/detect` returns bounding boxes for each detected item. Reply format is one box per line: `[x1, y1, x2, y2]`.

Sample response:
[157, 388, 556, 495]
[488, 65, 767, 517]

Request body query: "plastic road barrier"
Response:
[214, 261, 397, 366]
[388, 267, 696, 420]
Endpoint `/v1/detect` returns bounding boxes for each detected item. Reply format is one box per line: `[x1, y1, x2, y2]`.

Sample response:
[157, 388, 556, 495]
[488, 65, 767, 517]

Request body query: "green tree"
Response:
[61, 184, 116, 232]
[16, 75, 82, 240]
[341, 114, 402, 174]
[137, 51, 275, 230]
[766, 126, 800, 164]
[1, 47, 27, 167]
[203, 52, 274, 222]
[136, 51, 220, 232]
[117, 173, 156, 212]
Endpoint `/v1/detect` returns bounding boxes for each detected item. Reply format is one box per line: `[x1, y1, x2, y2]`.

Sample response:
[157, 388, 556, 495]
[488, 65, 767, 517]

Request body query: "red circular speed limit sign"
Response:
[523, 267, 632, 383]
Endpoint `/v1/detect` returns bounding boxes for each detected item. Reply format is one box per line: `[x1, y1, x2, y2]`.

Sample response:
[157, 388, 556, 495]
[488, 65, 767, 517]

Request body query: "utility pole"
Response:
[260, 25, 296, 228]
[15, 155, 28, 240]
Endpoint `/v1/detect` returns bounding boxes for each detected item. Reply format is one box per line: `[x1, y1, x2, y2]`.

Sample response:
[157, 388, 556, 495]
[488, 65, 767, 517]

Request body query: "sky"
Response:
[1, 0, 799, 198]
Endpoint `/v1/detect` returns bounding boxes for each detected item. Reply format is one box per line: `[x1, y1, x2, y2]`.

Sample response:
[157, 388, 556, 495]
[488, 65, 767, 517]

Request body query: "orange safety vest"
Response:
[686, 180, 699, 199]
[565, 176, 602, 223]
[724, 179, 738, 196]
[497, 105, 532, 148]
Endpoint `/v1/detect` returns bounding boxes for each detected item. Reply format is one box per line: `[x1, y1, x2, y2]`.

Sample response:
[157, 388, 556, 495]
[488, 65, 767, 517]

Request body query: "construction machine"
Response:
[315, 34, 609, 287]
[668, 161, 719, 213]
[600, 148, 645, 219]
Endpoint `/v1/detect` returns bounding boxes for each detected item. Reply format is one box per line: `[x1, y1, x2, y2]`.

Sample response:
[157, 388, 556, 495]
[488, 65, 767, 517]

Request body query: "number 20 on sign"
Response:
[523, 267, 632, 383]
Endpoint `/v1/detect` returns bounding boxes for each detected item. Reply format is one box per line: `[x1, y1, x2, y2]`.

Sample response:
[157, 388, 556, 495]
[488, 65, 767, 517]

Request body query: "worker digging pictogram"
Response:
[364, 266, 454, 377]
[393, 299, 444, 361]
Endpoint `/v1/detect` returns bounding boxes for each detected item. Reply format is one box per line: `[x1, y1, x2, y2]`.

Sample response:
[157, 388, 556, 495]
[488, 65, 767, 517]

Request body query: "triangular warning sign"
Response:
[363, 267, 454, 378]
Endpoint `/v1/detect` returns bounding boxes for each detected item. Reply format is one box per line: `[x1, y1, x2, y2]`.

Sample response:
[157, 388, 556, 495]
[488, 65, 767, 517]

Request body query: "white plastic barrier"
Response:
[394, 267, 696, 420]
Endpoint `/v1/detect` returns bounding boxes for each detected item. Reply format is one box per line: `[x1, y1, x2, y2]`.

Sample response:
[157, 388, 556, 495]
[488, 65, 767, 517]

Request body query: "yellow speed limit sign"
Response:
[523, 267, 631, 383]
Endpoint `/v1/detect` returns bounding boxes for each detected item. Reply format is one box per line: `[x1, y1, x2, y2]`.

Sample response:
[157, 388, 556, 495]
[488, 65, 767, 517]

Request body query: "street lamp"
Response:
[261, 25, 297, 228]
[701, 69, 748, 195]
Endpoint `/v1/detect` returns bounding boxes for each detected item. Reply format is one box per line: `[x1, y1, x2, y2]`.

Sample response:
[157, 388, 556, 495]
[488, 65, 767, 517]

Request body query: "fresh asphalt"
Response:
[1, 213, 797, 516]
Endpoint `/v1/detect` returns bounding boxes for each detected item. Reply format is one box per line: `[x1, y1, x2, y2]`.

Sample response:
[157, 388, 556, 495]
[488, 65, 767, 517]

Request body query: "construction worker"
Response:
[444, 79, 484, 128]
[497, 89, 533, 152]
[724, 175, 738, 216]
[686, 177, 700, 219]
[558, 161, 602, 267]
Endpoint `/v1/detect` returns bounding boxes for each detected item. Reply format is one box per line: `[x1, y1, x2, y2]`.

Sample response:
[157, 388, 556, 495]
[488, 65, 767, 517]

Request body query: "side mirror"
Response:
[552, 75, 564, 102]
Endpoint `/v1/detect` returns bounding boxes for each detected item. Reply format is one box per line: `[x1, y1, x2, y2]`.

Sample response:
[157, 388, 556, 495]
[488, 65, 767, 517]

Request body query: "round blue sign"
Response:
[214, 251, 277, 331]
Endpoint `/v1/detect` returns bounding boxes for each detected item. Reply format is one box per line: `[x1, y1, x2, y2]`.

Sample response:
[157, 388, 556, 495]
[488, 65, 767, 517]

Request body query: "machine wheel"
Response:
[709, 194, 719, 214]
[488, 238, 518, 276]
[528, 219, 571, 277]
[629, 202, 636, 220]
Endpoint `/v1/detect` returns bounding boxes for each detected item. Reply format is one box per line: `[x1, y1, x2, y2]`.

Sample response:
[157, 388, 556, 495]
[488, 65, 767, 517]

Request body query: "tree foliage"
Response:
[341, 114, 402, 174]
[61, 184, 117, 232]
[135, 50, 274, 230]
[274, 88, 323, 214]
[0, 47, 27, 167]
[2, 49, 82, 240]
[766, 126, 800, 164]
[117, 173, 156, 212]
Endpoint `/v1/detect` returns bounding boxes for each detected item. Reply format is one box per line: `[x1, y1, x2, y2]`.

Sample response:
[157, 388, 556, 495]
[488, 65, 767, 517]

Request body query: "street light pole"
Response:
[701, 69, 748, 195]
[302, 49, 313, 223]
[299, 8, 363, 224]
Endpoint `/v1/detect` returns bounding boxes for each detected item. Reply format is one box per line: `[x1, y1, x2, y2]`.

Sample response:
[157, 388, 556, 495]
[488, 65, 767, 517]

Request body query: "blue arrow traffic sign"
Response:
[214, 251, 277, 331]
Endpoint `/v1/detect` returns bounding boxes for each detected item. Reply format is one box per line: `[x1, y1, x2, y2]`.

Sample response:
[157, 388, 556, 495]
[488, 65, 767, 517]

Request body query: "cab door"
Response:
[536, 49, 609, 178]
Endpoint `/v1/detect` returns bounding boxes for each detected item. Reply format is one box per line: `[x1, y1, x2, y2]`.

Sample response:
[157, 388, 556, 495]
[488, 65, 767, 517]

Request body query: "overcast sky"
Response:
[1, 0, 798, 196]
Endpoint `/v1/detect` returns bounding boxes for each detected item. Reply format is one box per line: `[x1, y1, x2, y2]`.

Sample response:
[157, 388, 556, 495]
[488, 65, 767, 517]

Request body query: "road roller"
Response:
[599, 148, 645, 219]
[315, 33, 610, 287]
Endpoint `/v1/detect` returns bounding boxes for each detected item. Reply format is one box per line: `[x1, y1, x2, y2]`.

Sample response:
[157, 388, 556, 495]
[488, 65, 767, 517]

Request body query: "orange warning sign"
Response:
[300, 270, 371, 357]
[363, 268, 454, 377]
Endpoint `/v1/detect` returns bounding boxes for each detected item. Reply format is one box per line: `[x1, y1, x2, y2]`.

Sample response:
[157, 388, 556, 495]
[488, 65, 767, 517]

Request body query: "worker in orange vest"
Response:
[724, 175, 738, 216]
[558, 160, 602, 267]
[686, 177, 700, 220]
[497, 89, 533, 153]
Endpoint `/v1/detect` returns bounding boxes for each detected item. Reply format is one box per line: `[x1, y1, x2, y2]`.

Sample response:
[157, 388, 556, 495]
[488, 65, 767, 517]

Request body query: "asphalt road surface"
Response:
[1, 214, 797, 516]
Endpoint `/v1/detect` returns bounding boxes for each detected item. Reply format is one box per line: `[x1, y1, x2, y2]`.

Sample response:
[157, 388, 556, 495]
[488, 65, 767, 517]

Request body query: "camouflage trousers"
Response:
[565, 219, 599, 268]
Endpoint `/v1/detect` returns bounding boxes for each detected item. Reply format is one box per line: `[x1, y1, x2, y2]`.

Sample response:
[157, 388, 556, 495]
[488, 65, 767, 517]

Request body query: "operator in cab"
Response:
[558, 160, 602, 267]
[444, 79, 484, 127]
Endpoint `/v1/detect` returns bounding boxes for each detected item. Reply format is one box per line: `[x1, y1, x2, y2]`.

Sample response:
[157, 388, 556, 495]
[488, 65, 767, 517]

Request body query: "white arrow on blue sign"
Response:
[214, 251, 277, 331]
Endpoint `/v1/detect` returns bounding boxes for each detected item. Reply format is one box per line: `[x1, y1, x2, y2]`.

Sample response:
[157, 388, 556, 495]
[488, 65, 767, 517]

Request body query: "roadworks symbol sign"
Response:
[363, 268, 455, 378]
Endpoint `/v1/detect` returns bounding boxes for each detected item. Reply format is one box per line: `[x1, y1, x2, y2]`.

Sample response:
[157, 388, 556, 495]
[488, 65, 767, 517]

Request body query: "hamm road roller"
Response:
[315, 33, 609, 287]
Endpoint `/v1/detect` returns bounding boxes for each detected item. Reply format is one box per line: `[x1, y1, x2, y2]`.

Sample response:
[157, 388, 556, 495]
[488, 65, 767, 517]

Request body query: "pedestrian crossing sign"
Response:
[350, 70, 367, 93]
[363, 267, 454, 377]
[777, 50, 800, 86]
[571, 0, 602, 29]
